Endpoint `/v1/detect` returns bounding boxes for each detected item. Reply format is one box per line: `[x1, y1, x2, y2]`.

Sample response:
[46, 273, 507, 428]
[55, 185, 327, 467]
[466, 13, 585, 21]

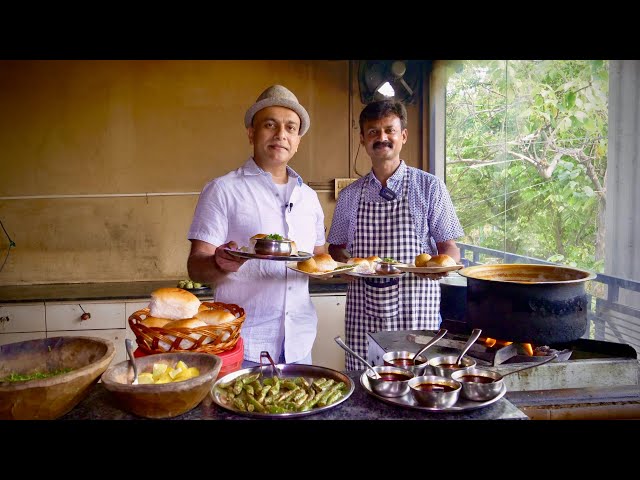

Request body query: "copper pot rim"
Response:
[458, 263, 596, 284]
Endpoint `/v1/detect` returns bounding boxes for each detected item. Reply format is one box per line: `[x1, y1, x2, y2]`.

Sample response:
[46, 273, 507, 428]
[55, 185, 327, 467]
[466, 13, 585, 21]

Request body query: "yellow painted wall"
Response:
[0, 60, 423, 285]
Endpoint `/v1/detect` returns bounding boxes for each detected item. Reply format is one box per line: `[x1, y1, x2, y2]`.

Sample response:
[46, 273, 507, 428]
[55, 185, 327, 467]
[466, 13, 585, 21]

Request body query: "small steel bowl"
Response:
[450, 367, 503, 402]
[428, 354, 476, 378]
[375, 261, 401, 274]
[253, 238, 292, 256]
[408, 374, 462, 408]
[382, 351, 431, 376]
[365, 365, 415, 398]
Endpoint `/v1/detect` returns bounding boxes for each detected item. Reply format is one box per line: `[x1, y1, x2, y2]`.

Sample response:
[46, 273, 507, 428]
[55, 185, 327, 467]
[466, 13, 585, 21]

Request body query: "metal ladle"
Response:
[456, 328, 483, 367]
[492, 353, 559, 381]
[125, 338, 139, 385]
[413, 328, 448, 365]
[334, 336, 381, 378]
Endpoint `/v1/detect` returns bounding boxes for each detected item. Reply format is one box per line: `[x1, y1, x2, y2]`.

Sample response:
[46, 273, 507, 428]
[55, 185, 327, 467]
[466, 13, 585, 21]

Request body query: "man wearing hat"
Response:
[187, 85, 326, 367]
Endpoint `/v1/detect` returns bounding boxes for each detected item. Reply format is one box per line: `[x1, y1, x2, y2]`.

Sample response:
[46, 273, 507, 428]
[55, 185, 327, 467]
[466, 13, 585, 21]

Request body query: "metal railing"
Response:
[457, 242, 640, 355]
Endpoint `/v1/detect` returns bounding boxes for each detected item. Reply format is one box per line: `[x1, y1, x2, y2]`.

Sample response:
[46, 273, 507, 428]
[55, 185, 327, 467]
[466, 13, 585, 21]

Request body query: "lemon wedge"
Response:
[137, 372, 155, 384]
[152, 363, 168, 381]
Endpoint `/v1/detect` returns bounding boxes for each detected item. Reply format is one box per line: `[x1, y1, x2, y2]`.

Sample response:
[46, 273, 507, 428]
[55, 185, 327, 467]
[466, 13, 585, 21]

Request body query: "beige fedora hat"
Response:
[244, 84, 310, 136]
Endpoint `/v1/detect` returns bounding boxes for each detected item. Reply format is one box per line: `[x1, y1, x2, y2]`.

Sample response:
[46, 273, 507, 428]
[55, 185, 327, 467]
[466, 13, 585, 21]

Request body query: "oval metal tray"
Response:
[212, 364, 355, 418]
[360, 372, 506, 412]
[225, 249, 313, 262]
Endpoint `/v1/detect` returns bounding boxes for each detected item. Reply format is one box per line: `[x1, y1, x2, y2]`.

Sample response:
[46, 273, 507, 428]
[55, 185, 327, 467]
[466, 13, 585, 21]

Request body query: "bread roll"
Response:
[347, 257, 374, 274]
[196, 309, 236, 325]
[196, 309, 236, 341]
[297, 257, 318, 273]
[366, 255, 382, 264]
[427, 254, 457, 267]
[149, 288, 201, 320]
[415, 253, 432, 267]
[140, 316, 171, 328]
[160, 318, 212, 350]
[313, 253, 338, 272]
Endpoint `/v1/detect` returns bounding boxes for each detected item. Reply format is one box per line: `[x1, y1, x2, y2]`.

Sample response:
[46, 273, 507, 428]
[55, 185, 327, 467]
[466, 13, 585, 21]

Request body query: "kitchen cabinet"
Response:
[0, 302, 47, 346]
[311, 294, 346, 371]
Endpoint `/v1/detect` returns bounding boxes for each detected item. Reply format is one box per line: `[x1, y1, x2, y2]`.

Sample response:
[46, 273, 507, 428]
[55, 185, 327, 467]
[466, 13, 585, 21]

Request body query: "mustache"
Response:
[373, 141, 393, 149]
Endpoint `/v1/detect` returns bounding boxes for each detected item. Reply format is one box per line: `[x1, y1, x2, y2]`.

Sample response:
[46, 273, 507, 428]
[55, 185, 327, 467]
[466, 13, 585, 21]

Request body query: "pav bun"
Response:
[250, 233, 268, 241]
[297, 257, 318, 273]
[195, 309, 235, 341]
[140, 316, 171, 329]
[196, 309, 236, 325]
[366, 255, 382, 264]
[414, 253, 432, 267]
[313, 253, 338, 272]
[427, 254, 457, 267]
[159, 318, 212, 350]
[149, 287, 201, 320]
[347, 257, 374, 274]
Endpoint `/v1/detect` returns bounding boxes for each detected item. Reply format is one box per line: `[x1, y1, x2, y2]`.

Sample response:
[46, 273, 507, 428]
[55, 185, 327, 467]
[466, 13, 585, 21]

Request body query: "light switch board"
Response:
[334, 178, 358, 199]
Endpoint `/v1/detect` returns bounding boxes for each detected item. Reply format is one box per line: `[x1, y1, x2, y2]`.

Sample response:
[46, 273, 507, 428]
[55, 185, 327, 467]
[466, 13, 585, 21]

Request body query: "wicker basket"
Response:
[128, 302, 246, 355]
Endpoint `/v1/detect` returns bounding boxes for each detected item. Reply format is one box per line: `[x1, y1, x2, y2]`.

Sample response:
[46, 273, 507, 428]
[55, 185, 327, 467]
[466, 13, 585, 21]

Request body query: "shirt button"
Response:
[288, 286, 292, 290]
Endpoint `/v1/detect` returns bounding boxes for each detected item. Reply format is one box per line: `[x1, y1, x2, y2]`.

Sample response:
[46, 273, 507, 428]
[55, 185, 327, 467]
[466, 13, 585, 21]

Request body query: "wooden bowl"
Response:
[101, 351, 222, 419]
[0, 336, 116, 420]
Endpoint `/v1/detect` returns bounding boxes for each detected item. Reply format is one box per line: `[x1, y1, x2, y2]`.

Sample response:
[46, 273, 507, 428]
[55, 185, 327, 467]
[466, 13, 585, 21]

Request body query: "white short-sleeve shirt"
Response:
[188, 157, 326, 363]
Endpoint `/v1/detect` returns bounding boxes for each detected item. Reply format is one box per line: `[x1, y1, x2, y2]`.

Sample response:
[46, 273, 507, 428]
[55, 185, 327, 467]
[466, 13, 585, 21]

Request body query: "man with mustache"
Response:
[327, 99, 464, 370]
[187, 85, 326, 368]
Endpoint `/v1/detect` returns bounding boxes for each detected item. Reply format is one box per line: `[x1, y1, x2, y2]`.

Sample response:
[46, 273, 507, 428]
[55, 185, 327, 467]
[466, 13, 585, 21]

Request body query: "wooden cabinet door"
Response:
[0, 303, 46, 333]
[46, 301, 125, 332]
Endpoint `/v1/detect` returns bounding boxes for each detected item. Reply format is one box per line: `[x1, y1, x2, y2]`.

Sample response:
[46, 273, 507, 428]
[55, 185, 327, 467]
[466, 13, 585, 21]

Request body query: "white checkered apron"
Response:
[344, 173, 440, 370]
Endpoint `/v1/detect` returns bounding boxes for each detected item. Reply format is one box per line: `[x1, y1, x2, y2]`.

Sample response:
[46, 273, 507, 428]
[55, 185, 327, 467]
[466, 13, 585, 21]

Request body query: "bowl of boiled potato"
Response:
[101, 351, 222, 418]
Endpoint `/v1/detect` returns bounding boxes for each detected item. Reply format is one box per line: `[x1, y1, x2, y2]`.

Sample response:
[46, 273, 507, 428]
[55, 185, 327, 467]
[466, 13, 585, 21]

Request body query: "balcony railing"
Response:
[457, 242, 640, 356]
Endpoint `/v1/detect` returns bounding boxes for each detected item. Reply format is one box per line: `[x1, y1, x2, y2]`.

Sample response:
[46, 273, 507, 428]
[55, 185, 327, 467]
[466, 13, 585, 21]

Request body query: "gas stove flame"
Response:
[482, 337, 534, 356]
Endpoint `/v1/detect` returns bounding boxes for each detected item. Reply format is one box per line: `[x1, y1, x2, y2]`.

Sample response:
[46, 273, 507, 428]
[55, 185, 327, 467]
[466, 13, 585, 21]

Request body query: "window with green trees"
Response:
[443, 60, 608, 272]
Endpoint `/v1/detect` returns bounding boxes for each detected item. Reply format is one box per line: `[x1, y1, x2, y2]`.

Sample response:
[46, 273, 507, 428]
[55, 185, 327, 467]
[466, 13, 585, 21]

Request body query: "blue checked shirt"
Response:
[327, 161, 464, 255]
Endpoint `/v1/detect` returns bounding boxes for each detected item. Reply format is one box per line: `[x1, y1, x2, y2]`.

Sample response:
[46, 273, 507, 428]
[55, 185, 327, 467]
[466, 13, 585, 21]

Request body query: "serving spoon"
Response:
[334, 336, 381, 378]
[125, 338, 139, 385]
[456, 328, 483, 367]
[413, 328, 448, 365]
[492, 353, 559, 381]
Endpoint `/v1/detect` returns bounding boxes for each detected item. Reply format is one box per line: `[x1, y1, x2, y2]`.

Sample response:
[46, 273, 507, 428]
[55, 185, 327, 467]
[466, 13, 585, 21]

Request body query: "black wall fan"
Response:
[358, 60, 425, 105]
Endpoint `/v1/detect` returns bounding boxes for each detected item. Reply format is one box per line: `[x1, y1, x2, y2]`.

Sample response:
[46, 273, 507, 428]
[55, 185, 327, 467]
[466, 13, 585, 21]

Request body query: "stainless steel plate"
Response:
[395, 264, 464, 274]
[360, 372, 506, 412]
[286, 262, 356, 278]
[344, 271, 406, 279]
[211, 364, 355, 418]
[225, 249, 313, 262]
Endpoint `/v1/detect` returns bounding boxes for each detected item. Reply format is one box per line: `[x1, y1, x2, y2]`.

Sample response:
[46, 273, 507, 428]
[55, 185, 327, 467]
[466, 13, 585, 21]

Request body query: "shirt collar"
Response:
[241, 157, 303, 186]
[365, 160, 406, 189]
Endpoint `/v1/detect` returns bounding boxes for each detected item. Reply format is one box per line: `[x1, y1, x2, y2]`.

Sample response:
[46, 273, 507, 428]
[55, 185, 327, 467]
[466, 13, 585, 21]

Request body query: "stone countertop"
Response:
[60, 369, 528, 421]
[0, 278, 347, 303]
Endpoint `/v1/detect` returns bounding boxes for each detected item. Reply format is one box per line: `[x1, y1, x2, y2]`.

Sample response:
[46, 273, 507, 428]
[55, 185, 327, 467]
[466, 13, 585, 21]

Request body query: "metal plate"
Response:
[211, 364, 355, 418]
[395, 264, 464, 274]
[344, 270, 406, 279]
[360, 372, 506, 412]
[286, 262, 356, 278]
[225, 249, 313, 262]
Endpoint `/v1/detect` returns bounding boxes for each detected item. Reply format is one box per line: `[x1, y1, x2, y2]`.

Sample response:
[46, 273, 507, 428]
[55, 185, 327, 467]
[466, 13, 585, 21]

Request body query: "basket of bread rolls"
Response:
[128, 287, 246, 355]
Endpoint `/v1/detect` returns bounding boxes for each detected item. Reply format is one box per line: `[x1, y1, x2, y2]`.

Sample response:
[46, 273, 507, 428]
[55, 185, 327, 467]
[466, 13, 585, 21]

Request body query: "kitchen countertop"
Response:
[0, 278, 347, 303]
[60, 369, 528, 420]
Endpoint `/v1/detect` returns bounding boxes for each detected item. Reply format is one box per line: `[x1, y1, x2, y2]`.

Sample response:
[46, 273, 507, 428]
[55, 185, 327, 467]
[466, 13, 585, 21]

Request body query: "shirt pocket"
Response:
[364, 278, 400, 318]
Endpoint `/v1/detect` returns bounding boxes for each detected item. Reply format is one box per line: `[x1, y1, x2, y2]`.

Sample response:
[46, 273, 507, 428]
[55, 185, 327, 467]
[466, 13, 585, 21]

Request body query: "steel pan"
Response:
[458, 264, 596, 345]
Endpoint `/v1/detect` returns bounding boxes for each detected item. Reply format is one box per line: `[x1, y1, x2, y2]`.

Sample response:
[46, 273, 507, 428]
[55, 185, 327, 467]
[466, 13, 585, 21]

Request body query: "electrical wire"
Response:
[0, 219, 15, 273]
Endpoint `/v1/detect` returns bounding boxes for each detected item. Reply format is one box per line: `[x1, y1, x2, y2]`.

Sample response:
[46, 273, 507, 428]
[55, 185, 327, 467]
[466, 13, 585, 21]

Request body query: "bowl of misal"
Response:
[382, 351, 431, 376]
[408, 374, 462, 408]
[252, 233, 294, 256]
[365, 365, 415, 398]
[101, 351, 222, 418]
[428, 354, 476, 378]
[450, 367, 503, 402]
[0, 336, 116, 420]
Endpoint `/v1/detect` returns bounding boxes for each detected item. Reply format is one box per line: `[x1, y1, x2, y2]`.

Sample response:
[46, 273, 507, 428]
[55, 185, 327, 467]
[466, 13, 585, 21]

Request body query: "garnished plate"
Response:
[394, 264, 464, 274]
[344, 270, 406, 279]
[225, 249, 313, 262]
[286, 262, 356, 278]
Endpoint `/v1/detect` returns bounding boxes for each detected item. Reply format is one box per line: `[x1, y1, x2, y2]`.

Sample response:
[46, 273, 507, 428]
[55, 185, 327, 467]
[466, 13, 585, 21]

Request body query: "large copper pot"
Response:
[457, 264, 597, 345]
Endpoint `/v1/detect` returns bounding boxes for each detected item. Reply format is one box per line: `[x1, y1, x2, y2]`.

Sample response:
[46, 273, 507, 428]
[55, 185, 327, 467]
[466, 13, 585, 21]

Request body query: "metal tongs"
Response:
[259, 350, 283, 378]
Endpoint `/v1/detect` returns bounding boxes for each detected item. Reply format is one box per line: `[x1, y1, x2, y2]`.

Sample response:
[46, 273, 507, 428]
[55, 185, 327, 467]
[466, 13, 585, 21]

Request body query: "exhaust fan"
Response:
[358, 60, 425, 104]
